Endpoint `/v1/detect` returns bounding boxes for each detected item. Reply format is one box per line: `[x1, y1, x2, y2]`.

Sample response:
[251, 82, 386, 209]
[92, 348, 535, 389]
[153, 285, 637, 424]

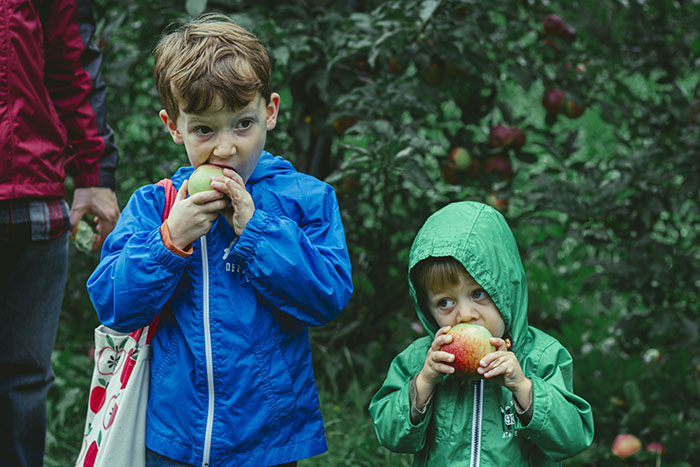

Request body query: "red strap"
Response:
[134, 179, 178, 344]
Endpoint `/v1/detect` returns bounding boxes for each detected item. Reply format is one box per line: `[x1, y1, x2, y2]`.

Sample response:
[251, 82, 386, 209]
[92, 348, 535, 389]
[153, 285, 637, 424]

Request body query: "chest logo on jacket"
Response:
[222, 238, 248, 281]
[501, 402, 517, 439]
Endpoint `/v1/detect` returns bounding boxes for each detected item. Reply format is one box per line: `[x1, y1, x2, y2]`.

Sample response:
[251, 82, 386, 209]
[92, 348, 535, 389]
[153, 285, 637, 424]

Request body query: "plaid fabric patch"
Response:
[0, 199, 70, 242]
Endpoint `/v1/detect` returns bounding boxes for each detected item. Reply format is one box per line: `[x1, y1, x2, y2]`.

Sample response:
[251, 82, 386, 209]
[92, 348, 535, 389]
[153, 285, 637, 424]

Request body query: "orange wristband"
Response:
[160, 221, 193, 258]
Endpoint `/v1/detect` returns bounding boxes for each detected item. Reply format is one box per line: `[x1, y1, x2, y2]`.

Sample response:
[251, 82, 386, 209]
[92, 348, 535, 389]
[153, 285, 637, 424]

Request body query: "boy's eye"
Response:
[194, 126, 213, 136]
[237, 119, 254, 130]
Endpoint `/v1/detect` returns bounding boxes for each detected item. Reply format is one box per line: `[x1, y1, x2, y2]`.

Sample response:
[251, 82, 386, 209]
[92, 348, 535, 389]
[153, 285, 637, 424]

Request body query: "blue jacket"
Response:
[87, 152, 353, 466]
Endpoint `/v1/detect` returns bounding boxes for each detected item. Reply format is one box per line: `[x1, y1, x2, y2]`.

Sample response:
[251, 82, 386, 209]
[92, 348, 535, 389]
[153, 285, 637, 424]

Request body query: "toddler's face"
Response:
[426, 269, 505, 338]
[161, 92, 279, 183]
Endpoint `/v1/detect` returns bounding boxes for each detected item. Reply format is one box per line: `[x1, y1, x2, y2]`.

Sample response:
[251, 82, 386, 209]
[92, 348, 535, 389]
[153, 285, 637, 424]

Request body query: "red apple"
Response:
[89, 385, 106, 413]
[448, 146, 472, 171]
[489, 125, 513, 148]
[484, 155, 512, 179]
[543, 14, 565, 35]
[560, 25, 576, 42]
[441, 160, 460, 185]
[188, 164, 225, 194]
[84, 440, 98, 467]
[511, 127, 526, 148]
[486, 192, 508, 212]
[542, 89, 565, 113]
[563, 98, 585, 118]
[420, 63, 444, 86]
[612, 434, 642, 459]
[103, 395, 119, 429]
[441, 324, 496, 377]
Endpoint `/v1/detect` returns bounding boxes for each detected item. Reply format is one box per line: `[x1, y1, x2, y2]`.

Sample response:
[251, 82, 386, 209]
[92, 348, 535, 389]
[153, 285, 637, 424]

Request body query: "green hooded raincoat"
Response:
[369, 202, 594, 466]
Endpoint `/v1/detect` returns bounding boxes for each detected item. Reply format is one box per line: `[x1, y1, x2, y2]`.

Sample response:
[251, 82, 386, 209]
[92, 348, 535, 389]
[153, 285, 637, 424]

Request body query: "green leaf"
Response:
[419, 0, 440, 23]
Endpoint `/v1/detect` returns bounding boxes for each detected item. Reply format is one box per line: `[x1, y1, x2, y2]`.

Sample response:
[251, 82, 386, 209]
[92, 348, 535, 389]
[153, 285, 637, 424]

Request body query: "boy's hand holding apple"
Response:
[209, 168, 255, 237]
[166, 167, 231, 249]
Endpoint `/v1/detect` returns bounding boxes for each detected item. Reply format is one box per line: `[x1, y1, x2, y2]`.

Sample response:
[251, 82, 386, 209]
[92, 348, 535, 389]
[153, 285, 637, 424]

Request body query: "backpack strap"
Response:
[129, 178, 178, 345]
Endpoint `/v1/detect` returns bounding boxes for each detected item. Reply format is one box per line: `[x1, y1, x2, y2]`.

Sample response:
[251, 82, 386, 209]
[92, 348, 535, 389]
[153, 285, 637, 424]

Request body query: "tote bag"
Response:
[75, 178, 177, 467]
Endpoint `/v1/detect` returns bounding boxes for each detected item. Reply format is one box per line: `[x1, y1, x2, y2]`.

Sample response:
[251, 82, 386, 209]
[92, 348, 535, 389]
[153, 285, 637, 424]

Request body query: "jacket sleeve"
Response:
[42, 0, 118, 189]
[368, 339, 432, 453]
[517, 342, 595, 461]
[87, 185, 188, 332]
[230, 184, 353, 326]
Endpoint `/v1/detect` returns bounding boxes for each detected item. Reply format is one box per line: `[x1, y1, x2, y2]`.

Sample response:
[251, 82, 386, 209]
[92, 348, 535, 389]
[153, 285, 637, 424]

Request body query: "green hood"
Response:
[408, 201, 529, 354]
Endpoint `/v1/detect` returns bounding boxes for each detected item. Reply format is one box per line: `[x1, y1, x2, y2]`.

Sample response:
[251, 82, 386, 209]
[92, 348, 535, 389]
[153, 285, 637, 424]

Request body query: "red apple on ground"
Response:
[448, 147, 472, 171]
[542, 89, 565, 113]
[612, 434, 642, 459]
[441, 324, 496, 377]
[188, 164, 225, 194]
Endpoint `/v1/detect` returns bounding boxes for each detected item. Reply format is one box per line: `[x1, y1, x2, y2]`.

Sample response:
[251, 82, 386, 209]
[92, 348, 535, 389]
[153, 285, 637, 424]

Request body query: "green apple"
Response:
[188, 164, 225, 195]
[440, 323, 496, 378]
[448, 146, 472, 171]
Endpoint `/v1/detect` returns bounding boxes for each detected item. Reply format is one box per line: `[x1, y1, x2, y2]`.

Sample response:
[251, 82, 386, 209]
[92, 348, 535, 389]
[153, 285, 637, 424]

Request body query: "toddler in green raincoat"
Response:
[369, 201, 594, 466]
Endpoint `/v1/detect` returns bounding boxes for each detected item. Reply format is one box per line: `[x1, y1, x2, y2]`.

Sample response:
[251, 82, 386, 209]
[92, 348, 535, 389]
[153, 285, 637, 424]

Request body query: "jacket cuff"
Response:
[409, 375, 434, 425]
[230, 209, 269, 264]
[516, 375, 549, 435]
[160, 221, 193, 258]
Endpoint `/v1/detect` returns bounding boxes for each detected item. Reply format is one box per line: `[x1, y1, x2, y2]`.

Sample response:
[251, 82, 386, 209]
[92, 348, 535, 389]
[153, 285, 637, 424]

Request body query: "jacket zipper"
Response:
[470, 379, 484, 467]
[201, 236, 215, 467]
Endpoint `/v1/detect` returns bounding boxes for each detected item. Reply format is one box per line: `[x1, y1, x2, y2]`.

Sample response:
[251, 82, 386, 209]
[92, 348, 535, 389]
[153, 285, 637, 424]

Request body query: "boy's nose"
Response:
[213, 132, 236, 157]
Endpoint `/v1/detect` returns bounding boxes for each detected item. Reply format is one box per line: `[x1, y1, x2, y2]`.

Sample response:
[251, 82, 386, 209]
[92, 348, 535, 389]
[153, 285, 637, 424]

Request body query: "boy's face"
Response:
[425, 268, 506, 338]
[160, 92, 280, 183]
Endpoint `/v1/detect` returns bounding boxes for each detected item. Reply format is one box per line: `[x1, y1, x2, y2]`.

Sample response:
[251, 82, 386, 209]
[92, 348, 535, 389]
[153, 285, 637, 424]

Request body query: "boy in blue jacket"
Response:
[87, 14, 353, 467]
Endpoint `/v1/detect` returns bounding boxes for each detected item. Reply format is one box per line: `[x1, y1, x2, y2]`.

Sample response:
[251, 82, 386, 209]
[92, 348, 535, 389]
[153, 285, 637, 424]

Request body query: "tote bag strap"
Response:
[128, 178, 178, 345]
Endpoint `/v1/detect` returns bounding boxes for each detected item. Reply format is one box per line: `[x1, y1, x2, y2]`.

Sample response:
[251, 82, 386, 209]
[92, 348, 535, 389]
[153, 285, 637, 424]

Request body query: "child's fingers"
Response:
[490, 337, 508, 351]
[178, 180, 189, 200]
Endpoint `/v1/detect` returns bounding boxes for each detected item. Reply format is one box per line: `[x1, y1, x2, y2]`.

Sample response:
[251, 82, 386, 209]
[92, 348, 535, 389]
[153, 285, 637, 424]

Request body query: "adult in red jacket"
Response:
[0, 1, 119, 465]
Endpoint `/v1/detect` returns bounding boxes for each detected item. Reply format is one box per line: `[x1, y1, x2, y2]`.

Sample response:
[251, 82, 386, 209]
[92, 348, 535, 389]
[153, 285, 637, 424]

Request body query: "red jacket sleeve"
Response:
[41, 0, 118, 189]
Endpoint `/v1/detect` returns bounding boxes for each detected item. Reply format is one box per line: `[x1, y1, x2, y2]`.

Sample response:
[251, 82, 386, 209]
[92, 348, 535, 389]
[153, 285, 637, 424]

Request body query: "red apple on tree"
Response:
[486, 192, 508, 212]
[543, 14, 565, 35]
[485, 155, 512, 179]
[489, 125, 514, 148]
[563, 98, 585, 118]
[511, 127, 526, 148]
[542, 89, 565, 113]
[188, 164, 225, 195]
[440, 323, 497, 377]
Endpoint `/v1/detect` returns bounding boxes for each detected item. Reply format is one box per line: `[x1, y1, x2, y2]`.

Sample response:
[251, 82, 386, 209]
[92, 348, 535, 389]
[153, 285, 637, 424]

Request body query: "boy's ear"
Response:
[159, 109, 184, 144]
[265, 92, 280, 131]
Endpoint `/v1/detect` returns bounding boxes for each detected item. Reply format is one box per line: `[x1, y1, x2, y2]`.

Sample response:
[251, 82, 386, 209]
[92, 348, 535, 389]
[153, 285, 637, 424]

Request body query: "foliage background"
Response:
[47, 0, 699, 465]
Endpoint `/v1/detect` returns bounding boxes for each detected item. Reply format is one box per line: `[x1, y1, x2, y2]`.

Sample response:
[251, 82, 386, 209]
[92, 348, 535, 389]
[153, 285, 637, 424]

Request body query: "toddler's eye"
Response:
[437, 298, 455, 309]
[472, 289, 490, 300]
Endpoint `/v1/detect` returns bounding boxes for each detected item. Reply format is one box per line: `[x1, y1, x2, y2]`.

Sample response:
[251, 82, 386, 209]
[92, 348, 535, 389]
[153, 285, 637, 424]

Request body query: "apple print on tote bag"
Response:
[74, 178, 176, 467]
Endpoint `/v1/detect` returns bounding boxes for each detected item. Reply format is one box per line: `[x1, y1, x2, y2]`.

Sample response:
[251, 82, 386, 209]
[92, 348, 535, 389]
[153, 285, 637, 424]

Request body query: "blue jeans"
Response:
[0, 233, 69, 467]
[146, 448, 298, 467]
